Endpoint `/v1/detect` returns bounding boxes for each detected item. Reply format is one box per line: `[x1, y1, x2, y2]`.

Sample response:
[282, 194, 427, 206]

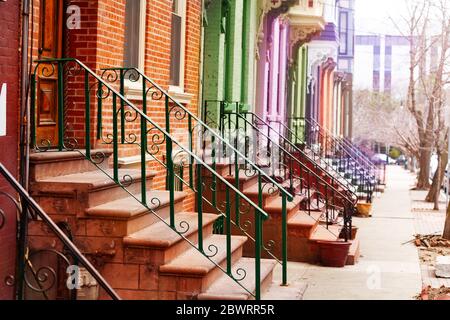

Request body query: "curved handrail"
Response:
[0, 163, 121, 300]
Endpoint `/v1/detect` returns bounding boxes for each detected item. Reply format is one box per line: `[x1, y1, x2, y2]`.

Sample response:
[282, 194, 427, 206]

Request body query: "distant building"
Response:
[354, 35, 411, 98]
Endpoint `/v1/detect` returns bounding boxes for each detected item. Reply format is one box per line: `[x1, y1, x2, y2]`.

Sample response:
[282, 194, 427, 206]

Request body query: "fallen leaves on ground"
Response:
[417, 286, 450, 300]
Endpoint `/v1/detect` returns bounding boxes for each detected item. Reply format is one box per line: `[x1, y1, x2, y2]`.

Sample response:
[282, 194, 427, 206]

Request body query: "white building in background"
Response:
[354, 35, 411, 99]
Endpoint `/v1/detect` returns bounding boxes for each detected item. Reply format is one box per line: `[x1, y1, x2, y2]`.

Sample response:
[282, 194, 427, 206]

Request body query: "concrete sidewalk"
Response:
[273, 166, 423, 300]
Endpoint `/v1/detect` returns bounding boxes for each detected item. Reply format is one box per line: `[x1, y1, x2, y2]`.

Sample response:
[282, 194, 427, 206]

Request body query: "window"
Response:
[170, 0, 186, 90]
[339, 12, 348, 55]
[124, 0, 146, 69]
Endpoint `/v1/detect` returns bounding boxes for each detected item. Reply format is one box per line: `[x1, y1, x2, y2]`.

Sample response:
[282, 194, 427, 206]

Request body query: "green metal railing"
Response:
[31, 59, 294, 299]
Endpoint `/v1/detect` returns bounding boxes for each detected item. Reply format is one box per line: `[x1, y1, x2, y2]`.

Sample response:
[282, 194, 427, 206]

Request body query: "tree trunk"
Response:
[444, 204, 450, 240]
[417, 149, 431, 189]
[425, 151, 448, 207]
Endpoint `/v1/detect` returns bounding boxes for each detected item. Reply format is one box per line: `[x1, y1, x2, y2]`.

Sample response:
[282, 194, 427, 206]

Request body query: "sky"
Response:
[355, 0, 410, 36]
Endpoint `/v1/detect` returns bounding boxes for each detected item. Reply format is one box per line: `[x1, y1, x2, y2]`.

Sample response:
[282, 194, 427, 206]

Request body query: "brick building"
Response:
[0, 0, 21, 300]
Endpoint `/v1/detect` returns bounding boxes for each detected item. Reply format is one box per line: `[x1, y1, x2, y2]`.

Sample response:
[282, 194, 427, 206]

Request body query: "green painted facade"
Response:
[202, 0, 259, 125]
[288, 44, 308, 141]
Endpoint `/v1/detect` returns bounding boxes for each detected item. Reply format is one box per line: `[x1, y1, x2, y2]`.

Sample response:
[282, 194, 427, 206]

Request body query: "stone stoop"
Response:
[208, 167, 360, 268]
[27, 150, 278, 300]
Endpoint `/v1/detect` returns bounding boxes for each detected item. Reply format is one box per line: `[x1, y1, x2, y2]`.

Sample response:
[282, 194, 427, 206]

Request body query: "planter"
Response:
[317, 241, 352, 268]
[357, 202, 372, 217]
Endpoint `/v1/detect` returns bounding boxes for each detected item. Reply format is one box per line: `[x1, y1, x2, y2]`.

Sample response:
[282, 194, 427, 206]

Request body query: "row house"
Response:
[0, 0, 380, 301]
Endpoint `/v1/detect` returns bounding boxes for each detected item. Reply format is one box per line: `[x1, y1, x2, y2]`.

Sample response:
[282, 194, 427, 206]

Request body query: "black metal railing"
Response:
[0, 163, 120, 300]
[289, 117, 376, 203]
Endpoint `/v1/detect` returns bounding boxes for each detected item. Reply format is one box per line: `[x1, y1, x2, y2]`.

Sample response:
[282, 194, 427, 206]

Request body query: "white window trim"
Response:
[169, 0, 190, 102]
[124, 0, 147, 100]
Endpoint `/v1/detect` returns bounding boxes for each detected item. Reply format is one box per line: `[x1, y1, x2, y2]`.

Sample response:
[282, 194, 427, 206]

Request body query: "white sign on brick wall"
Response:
[0, 83, 6, 137]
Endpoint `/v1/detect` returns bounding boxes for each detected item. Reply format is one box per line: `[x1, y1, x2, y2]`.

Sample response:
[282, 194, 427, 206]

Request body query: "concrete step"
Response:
[29, 149, 112, 181]
[85, 190, 186, 236]
[123, 212, 219, 265]
[197, 258, 276, 300]
[159, 235, 247, 294]
[31, 168, 157, 210]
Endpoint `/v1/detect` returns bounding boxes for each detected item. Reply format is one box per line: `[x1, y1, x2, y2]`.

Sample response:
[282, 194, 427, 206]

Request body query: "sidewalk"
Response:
[273, 166, 423, 300]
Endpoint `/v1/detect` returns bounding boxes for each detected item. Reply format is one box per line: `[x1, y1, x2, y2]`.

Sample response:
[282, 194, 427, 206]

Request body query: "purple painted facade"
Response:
[256, 14, 290, 125]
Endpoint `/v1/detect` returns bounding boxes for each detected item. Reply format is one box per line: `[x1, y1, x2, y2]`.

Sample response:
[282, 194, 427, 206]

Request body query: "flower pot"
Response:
[317, 241, 352, 268]
[357, 202, 372, 217]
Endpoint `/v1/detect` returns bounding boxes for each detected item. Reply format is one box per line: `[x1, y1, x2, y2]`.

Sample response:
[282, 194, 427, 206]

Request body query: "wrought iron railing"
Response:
[263, 117, 357, 195]
[0, 163, 120, 300]
[289, 117, 376, 203]
[31, 60, 294, 300]
[214, 110, 356, 240]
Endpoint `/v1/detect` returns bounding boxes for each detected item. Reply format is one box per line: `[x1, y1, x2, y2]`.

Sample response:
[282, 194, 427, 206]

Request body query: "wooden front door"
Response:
[35, 0, 64, 147]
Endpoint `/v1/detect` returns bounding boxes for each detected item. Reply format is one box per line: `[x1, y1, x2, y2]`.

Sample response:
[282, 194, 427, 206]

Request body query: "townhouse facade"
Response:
[0, 0, 379, 301]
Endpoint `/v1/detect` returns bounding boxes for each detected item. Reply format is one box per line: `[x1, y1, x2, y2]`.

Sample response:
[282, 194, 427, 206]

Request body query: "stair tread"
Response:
[348, 239, 360, 257]
[265, 194, 306, 214]
[36, 168, 157, 189]
[223, 169, 257, 183]
[288, 211, 324, 227]
[123, 212, 218, 248]
[85, 190, 186, 218]
[243, 182, 278, 197]
[159, 234, 247, 276]
[309, 224, 342, 242]
[29, 149, 112, 162]
[197, 257, 276, 300]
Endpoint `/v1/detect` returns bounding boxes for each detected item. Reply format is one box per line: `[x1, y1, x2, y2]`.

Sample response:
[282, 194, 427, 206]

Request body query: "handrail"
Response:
[290, 116, 376, 179]
[101, 67, 293, 201]
[31, 59, 285, 299]
[226, 112, 357, 207]
[0, 163, 121, 300]
[246, 111, 357, 196]
[221, 111, 355, 240]
[306, 117, 378, 173]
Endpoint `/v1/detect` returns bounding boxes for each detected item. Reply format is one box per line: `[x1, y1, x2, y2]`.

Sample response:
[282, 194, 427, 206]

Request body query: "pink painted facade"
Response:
[256, 14, 290, 125]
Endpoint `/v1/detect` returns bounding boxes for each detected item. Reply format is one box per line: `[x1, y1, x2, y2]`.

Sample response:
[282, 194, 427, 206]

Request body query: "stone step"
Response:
[264, 194, 306, 217]
[29, 149, 112, 181]
[123, 212, 219, 265]
[309, 224, 342, 242]
[31, 169, 157, 211]
[222, 169, 258, 190]
[346, 239, 361, 265]
[197, 258, 276, 300]
[85, 190, 187, 236]
[159, 235, 248, 295]
[288, 211, 324, 238]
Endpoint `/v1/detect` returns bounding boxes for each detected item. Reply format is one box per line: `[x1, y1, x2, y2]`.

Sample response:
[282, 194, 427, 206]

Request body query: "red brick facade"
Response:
[0, 0, 21, 300]
[30, 0, 202, 210]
